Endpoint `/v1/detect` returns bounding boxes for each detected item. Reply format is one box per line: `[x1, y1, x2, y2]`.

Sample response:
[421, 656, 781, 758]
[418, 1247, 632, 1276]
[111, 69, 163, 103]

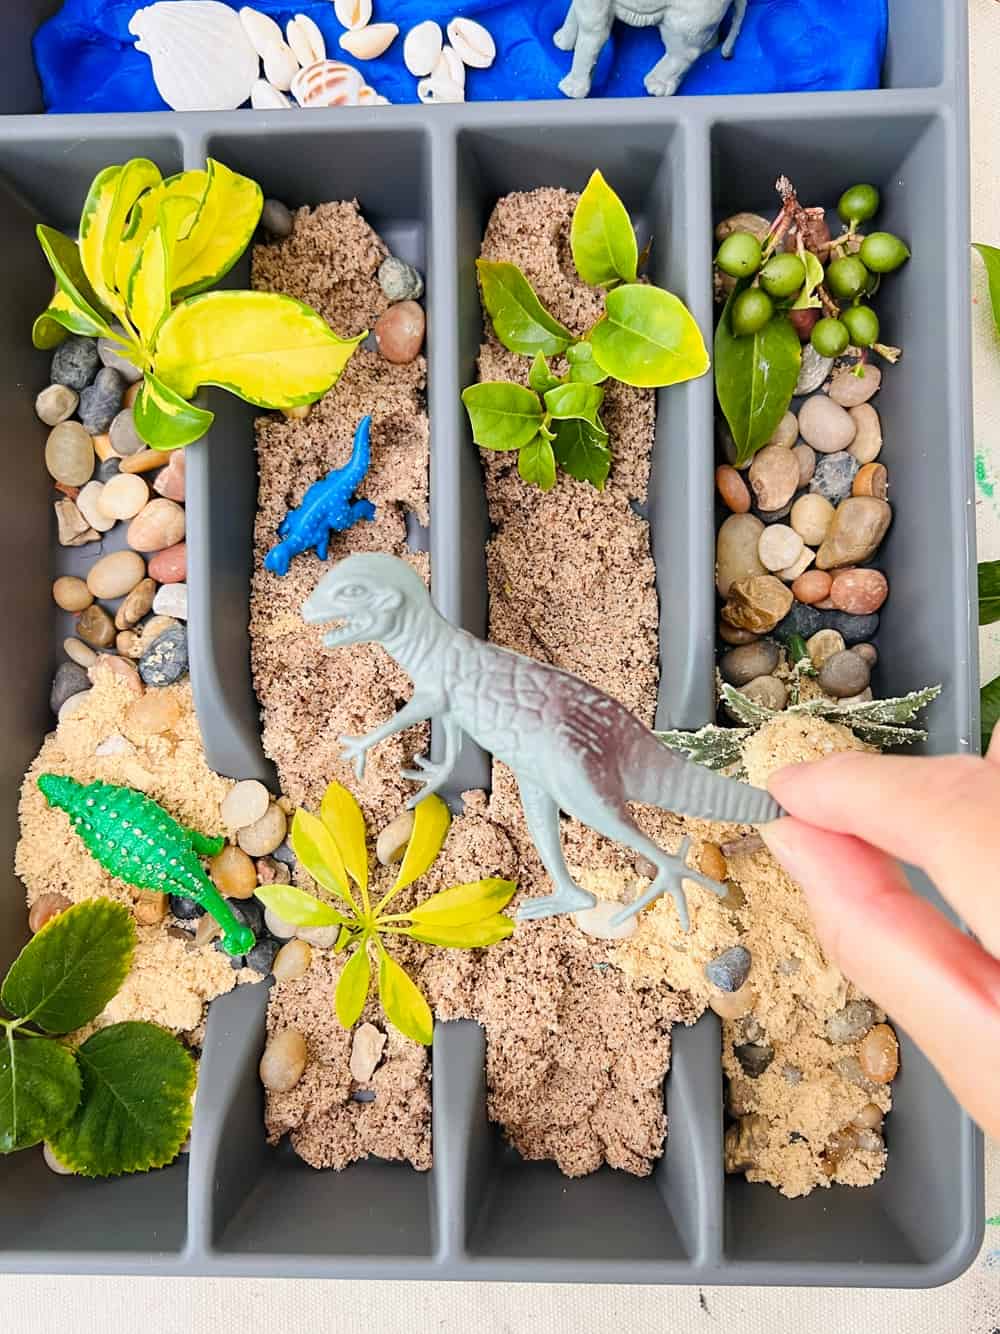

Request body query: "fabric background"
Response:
[3, 0, 999, 1327]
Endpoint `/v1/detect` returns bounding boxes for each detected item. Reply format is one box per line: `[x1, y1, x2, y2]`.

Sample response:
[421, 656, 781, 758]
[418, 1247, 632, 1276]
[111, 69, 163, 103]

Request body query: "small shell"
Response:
[417, 72, 464, 104]
[357, 85, 391, 105]
[447, 16, 495, 68]
[339, 23, 398, 59]
[263, 40, 300, 90]
[404, 20, 443, 77]
[435, 45, 465, 88]
[129, 2, 259, 112]
[334, 0, 372, 32]
[250, 78, 291, 109]
[287, 13, 326, 66]
[291, 58, 364, 107]
[238, 5, 283, 57]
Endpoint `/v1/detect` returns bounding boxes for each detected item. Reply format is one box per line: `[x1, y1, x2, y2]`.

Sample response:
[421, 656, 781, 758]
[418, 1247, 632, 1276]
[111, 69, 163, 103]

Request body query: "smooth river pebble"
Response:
[716, 513, 765, 597]
[75, 481, 116, 534]
[153, 582, 188, 621]
[792, 569, 832, 605]
[116, 577, 156, 629]
[79, 367, 124, 434]
[45, 421, 95, 486]
[109, 407, 144, 457]
[86, 549, 146, 599]
[739, 674, 788, 710]
[768, 411, 798, 449]
[50, 661, 91, 713]
[722, 575, 794, 634]
[715, 464, 750, 514]
[758, 524, 803, 572]
[816, 498, 892, 570]
[828, 363, 881, 407]
[148, 542, 186, 584]
[748, 445, 800, 512]
[790, 493, 834, 546]
[798, 394, 857, 455]
[97, 336, 143, 384]
[719, 641, 779, 687]
[53, 575, 92, 612]
[374, 301, 425, 364]
[36, 383, 78, 426]
[99, 472, 149, 520]
[76, 604, 115, 649]
[51, 335, 99, 391]
[237, 802, 287, 857]
[830, 568, 888, 615]
[128, 498, 186, 552]
[818, 649, 871, 698]
[705, 945, 752, 993]
[222, 780, 271, 833]
[794, 345, 833, 395]
[209, 845, 258, 900]
[259, 1028, 308, 1092]
[847, 403, 882, 464]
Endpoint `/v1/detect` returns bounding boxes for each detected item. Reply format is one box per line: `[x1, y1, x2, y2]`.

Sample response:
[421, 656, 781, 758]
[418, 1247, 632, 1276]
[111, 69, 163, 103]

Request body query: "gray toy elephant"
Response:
[554, 0, 747, 98]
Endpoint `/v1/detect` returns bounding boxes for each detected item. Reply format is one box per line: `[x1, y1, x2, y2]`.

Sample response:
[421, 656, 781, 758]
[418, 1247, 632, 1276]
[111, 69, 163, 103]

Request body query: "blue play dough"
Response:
[35, 0, 887, 112]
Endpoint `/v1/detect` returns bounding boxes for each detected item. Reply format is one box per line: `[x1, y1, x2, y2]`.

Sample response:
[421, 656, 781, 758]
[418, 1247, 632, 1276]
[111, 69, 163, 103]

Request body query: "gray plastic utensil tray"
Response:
[0, 0, 982, 1286]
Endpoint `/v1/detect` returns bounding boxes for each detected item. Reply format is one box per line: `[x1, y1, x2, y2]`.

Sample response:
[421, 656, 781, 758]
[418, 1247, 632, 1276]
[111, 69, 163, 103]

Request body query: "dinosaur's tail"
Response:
[342, 414, 372, 491]
[264, 541, 293, 577]
[625, 734, 781, 825]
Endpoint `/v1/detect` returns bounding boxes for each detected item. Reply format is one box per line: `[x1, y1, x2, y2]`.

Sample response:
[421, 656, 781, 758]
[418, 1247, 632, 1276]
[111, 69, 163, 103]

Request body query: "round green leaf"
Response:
[543, 381, 604, 424]
[50, 1022, 195, 1177]
[407, 877, 517, 927]
[591, 284, 710, 389]
[518, 436, 557, 491]
[0, 1033, 81, 1153]
[1, 900, 135, 1035]
[551, 417, 611, 490]
[570, 170, 638, 288]
[476, 260, 576, 357]
[462, 382, 544, 452]
[335, 944, 371, 1030]
[714, 282, 802, 466]
[377, 948, 433, 1046]
[133, 372, 214, 451]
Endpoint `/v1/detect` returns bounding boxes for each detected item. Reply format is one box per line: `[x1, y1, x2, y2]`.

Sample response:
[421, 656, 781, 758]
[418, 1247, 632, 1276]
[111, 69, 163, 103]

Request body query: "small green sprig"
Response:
[255, 781, 516, 1046]
[0, 899, 194, 1175]
[462, 171, 709, 491]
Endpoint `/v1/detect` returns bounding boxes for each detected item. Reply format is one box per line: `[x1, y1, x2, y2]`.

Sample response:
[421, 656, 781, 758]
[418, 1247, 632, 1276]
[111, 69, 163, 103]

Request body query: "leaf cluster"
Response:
[0, 899, 194, 1175]
[256, 781, 516, 1045]
[34, 157, 362, 450]
[979, 558, 1000, 752]
[462, 171, 709, 491]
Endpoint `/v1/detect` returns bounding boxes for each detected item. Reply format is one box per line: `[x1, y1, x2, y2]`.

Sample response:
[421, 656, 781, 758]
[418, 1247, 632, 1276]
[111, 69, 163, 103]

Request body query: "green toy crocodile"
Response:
[37, 774, 255, 957]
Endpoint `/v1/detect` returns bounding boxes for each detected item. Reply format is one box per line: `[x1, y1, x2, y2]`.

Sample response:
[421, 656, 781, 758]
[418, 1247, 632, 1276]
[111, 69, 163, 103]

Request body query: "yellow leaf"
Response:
[78, 164, 123, 311]
[377, 948, 433, 1045]
[320, 780, 368, 899]
[153, 290, 364, 407]
[405, 914, 515, 949]
[35, 226, 115, 343]
[290, 808, 352, 904]
[170, 158, 262, 299]
[335, 944, 370, 1029]
[406, 878, 517, 927]
[128, 198, 199, 347]
[254, 884, 349, 929]
[114, 171, 207, 298]
[391, 794, 451, 896]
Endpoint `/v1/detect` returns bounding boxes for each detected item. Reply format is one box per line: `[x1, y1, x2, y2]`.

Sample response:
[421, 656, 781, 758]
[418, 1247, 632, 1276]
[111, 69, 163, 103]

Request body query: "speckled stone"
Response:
[79, 367, 125, 434]
[51, 335, 100, 391]
[810, 451, 859, 505]
[378, 255, 424, 303]
[138, 626, 188, 686]
[50, 661, 91, 714]
[705, 945, 752, 993]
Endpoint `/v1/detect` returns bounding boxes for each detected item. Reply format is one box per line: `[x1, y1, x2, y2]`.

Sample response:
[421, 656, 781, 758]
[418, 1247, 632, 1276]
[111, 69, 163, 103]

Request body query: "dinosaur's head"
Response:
[302, 553, 430, 649]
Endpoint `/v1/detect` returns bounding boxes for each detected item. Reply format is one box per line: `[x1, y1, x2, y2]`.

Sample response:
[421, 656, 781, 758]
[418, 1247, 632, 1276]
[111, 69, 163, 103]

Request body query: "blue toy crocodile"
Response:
[265, 415, 375, 576]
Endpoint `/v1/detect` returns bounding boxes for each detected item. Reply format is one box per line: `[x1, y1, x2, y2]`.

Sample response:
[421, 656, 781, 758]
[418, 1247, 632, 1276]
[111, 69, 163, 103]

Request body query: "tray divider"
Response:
[430, 1020, 494, 1260]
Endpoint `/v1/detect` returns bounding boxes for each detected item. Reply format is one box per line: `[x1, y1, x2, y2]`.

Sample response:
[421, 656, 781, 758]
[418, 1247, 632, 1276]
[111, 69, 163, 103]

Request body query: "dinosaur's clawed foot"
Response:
[558, 72, 592, 98]
[338, 735, 370, 780]
[644, 67, 682, 97]
[402, 754, 453, 806]
[553, 23, 575, 50]
[609, 838, 726, 932]
[517, 887, 596, 920]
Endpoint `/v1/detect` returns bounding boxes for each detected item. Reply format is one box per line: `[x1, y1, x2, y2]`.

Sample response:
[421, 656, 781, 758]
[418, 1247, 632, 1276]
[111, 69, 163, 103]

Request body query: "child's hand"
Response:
[760, 736, 1000, 1140]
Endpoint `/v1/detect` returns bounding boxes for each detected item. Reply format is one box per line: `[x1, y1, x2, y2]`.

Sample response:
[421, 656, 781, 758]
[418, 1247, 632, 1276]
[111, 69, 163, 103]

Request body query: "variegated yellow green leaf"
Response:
[254, 884, 350, 930]
[290, 808, 352, 904]
[133, 372, 213, 451]
[376, 946, 433, 1045]
[99, 159, 162, 308]
[78, 164, 122, 310]
[34, 225, 115, 344]
[170, 158, 262, 300]
[391, 794, 451, 895]
[127, 197, 200, 347]
[335, 943, 370, 1029]
[405, 877, 517, 928]
[114, 172, 206, 299]
[320, 780, 369, 900]
[404, 914, 515, 949]
[154, 291, 363, 407]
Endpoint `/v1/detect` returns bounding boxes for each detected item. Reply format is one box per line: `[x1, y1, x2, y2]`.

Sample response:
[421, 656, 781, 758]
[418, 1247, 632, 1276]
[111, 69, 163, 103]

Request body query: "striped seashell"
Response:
[290, 58, 365, 107]
[334, 0, 372, 32]
[357, 85, 391, 106]
[339, 23, 398, 60]
[403, 20, 443, 77]
[128, 2, 259, 112]
[286, 13, 326, 67]
[238, 6, 283, 58]
[447, 16, 496, 68]
[250, 78, 291, 109]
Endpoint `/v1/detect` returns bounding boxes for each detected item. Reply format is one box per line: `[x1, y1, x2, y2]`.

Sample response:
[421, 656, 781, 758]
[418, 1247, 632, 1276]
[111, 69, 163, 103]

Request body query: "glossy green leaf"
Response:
[408, 877, 517, 927]
[50, 1022, 194, 1177]
[128, 197, 199, 346]
[0, 1033, 81, 1153]
[714, 283, 802, 467]
[377, 948, 433, 1045]
[405, 914, 515, 949]
[32, 290, 81, 350]
[570, 169, 638, 288]
[390, 794, 451, 896]
[973, 243, 1000, 337]
[591, 284, 710, 388]
[154, 291, 363, 407]
[979, 559, 1000, 626]
[461, 382, 544, 451]
[528, 352, 562, 394]
[320, 780, 369, 900]
[519, 436, 557, 491]
[34, 225, 116, 343]
[100, 159, 163, 310]
[290, 808, 352, 903]
[476, 259, 576, 357]
[254, 883, 351, 929]
[551, 417, 612, 490]
[335, 943, 370, 1029]
[170, 158, 262, 300]
[77, 164, 123, 311]
[133, 372, 214, 451]
[983, 676, 1000, 753]
[566, 341, 608, 385]
[1, 900, 135, 1035]
[544, 381, 604, 424]
[791, 251, 825, 310]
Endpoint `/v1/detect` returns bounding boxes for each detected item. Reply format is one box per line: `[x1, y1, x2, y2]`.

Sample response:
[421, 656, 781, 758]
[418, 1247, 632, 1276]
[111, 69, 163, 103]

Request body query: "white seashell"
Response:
[238, 5, 283, 58]
[404, 20, 443, 77]
[128, 2, 259, 111]
[417, 72, 464, 104]
[435, 44, 465, 88]
[334, 0, 372, 33]
[263, 40, 301, 91]
[291, 58, 365, 107]
[250, 78, 291, 109]
[286, 13, 326, 67]
[339, 23, 398, 60]
[447, 16, 496, 68]
[357, 85, 391, 105]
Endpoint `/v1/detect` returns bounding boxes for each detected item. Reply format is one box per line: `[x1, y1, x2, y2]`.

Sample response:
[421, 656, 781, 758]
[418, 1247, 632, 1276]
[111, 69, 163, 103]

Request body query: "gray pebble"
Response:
[378, 255, 424, 303]
[139, 626, 188, 686]
[79, 367, 124, 434]
[51, 336, 100, 391]
[36, 384, 79, 426]
[774, 601, 825, 641]
[828, 610, 880, 646]
[50, 661, 91, 714]
[261, 198, 293, 239]
[810, 451, 859, 504]
[735, 1042, 774, 1078]
[719, 641, 779, 687]
[97, 336, 143, 385]
[705, 945, 752, 992]
[794, 345, 833, 396]
[245, 936, 281, 976]
[826, 1000, 877, 1044]
[740, 674, 789, 711]
[109, 407, 144, 456]
[853, 642, 878, 668]
[818, 649, 871, 699]
[97, 456, 122, 483]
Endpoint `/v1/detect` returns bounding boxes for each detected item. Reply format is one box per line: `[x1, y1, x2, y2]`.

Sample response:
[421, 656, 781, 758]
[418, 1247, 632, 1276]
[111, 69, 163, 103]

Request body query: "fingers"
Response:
[767, 751, 1000, 956]
[761, 816, 1000, 1140]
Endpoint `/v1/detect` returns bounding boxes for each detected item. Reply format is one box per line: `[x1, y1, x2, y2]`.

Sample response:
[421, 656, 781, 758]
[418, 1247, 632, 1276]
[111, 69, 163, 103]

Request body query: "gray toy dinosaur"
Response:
[555, 0, 747, 99]
[302, 552, 780, 929]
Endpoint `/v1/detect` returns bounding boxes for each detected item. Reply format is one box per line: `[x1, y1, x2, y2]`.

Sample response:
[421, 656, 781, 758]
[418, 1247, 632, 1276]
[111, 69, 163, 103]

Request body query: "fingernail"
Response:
[758, 819, 802, 876]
